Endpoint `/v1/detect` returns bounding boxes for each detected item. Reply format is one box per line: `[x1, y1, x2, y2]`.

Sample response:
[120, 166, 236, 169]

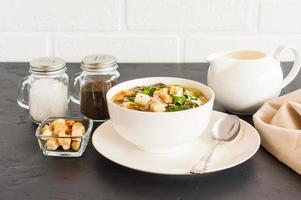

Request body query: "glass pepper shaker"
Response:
[71, 54, 120, 122]
[17, 57, 69, 124]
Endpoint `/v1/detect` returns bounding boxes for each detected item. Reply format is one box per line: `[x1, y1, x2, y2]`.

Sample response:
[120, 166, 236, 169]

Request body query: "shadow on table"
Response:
[91, 151, 256, 199]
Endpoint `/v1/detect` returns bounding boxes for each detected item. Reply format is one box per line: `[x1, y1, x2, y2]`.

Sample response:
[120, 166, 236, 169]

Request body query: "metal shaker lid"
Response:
[81, 54, 118, 72]
[30, 57, 66, 74]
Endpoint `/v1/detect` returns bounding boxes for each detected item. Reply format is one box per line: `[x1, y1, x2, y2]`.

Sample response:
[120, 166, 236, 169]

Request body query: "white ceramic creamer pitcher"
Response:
[207, 45, 301, 114]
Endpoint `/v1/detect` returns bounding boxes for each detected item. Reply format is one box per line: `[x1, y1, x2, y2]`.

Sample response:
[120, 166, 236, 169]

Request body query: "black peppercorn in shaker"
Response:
[71, 54, 120, 122]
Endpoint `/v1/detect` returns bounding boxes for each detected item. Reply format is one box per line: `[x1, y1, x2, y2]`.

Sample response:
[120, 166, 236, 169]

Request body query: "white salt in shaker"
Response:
[17, 57, 69, 124]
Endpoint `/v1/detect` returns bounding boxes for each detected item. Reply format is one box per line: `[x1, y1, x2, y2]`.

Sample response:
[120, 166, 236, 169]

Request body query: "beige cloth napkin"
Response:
[253, 89, 301, 175]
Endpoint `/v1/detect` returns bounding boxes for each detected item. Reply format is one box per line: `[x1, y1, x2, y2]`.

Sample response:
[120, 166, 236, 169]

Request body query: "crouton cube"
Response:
[53, 119, 67, 136]
[46, 138, 59, 150]
[153, 91, 173, 104]
[170, 86, 183, 96]
[134, 93, 151, 106]
[72, 122, 85, 137]
[41, 129, 53, 141]
[66, 120, 75, 127]
[150, 101, 166, 112]
[71, 141, 81, 151]
[59, 138, 72, 150]
[57, 131, 71, 150]
[113, 90, 135, 101]
[53, 119, 66, 127]
[122, 102, 136, 109]
[41, 124, 50, 133]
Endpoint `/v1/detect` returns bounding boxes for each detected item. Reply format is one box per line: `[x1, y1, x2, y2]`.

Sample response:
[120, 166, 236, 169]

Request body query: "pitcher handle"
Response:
[274, 45, 301, 88]
[17, 76, 30, 109]
[70, 72, 81, 105]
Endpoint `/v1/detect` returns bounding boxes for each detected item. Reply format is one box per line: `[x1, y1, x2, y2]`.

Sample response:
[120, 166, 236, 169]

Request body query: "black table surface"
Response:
[1, 62, 301, 200]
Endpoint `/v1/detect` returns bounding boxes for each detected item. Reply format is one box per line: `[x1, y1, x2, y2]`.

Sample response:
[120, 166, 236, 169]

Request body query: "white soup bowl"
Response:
[106, 77, 214, 153]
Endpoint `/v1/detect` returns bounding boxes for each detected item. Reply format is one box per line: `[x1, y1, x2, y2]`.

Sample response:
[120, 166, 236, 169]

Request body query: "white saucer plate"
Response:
[92, 111, 261, 175]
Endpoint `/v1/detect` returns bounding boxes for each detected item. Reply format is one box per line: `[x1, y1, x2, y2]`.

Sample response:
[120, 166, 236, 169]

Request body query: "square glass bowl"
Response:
[35, 117, 93, 157]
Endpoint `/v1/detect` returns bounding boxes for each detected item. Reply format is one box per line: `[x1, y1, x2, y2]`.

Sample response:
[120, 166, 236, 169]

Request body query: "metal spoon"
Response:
[190, 115, 241, 174]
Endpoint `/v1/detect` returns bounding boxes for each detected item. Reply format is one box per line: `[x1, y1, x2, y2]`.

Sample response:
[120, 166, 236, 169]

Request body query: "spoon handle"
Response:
[190, 140, 219, 174]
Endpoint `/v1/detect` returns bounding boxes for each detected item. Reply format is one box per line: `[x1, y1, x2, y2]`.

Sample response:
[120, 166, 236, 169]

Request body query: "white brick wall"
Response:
[127, 0, 253, 31]
[53, 34, 180, 62]
[0, 0, 300, 62]
[0, 0, 120, 31]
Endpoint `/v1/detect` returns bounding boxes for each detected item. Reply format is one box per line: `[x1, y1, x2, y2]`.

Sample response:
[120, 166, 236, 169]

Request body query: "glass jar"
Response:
[71, 54, 120, 122]
[17, 57, 69, 124]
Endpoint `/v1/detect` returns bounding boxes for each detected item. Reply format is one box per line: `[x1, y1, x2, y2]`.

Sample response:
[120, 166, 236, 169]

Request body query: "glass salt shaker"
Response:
[71, 54, 120, 122]
[17, 57, 69, 124]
